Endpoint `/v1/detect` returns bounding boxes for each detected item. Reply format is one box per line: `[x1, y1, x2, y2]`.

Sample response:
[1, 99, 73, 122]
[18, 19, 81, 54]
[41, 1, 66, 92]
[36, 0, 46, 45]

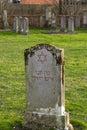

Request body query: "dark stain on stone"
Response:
[24, 43, 63, 65]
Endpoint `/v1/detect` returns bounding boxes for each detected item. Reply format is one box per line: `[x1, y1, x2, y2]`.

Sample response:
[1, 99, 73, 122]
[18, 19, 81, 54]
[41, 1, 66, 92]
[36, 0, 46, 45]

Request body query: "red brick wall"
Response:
[0, 3, 55, 29]
[0, 3, 86, 29]
[5, 4, 53, 28]
[0, 16, 3, 29]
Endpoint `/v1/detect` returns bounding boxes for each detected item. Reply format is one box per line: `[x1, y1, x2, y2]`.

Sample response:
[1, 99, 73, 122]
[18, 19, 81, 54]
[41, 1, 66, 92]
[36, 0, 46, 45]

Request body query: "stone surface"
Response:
[45, 7, 52, 27]
[51, 13, 56, 29]
[23, 44, 74, 130]
[60, 16, 66, 32]
[3, 10, 9, 29]
[23, 17, 29, 35]
[83, 12, 87, 28]
[40, 16, 45, 28]
[18, 16, 23, 33]
[75, 16, 80, 28]
[13, 16, 29, 35]
[13, 17, 18, 32]
[68, 16, 74, 33]
[46, 7, 51, 21]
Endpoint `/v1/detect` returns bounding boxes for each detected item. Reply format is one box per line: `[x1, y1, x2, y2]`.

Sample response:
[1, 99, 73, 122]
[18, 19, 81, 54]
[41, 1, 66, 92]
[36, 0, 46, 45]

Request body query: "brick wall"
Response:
[0, 19, 3, 29]
[0, 13, 3, 29]
[0, 3, 87, 29]
[6, 4, 52, 28]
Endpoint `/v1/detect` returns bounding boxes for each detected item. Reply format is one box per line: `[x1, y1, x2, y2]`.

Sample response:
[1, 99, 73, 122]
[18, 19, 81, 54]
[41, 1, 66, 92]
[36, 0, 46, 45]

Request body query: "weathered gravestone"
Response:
[83, 12, 87, 28]
[68, 16, 74, 33]
[18, 16, 23, 33]
[51, 13, 56, 29]
[60, 16, 66, 32]
[3, 10, 9, 29]
[40, 16, 45, 28]
[75, 16, 80, 28]
[23, 44, 74, 130]
[13, 16, 18, 32]
[46, 7, 52, 27]
[23, 17, 29, 35]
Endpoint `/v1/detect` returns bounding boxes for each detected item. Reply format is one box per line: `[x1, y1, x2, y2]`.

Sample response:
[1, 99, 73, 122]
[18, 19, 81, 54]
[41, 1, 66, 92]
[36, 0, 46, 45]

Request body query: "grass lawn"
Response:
[0, 28, 87, 130]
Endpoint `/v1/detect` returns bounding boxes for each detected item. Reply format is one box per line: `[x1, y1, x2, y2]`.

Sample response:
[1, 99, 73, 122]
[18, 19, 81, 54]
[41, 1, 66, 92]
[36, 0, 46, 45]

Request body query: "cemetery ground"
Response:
[0, 28, 87, 130]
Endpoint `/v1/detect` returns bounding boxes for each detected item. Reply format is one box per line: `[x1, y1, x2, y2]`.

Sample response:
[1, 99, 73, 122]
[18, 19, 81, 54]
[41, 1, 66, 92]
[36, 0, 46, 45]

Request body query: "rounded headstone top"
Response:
[24, 43, 64, 65]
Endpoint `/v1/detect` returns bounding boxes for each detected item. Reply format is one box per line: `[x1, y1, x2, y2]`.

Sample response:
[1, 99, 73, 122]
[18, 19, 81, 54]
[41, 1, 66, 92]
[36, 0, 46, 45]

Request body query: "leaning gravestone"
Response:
[23, 44, 74, 130]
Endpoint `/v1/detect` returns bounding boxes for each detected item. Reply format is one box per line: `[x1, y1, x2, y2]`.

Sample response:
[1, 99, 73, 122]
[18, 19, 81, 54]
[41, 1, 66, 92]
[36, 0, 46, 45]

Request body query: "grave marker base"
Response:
[23, 112, 73, 130]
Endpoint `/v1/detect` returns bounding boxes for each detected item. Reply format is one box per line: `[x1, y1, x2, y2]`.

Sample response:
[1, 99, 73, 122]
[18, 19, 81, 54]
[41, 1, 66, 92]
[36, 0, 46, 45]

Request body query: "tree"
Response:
[50, 0, 83, 15]
[0, 0, 8, 13]
[52, 0, 84, 32]
[61, 0, 83, 16]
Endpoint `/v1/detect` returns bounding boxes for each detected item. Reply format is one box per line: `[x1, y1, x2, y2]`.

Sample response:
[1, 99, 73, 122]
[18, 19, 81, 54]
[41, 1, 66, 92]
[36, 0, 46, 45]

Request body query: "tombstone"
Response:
[3, 10, 9, 29]
[60, 16, 66, 32]
[75, 16, 80, 28]
[8, 0, 13, 3]
[13, 16, 18, 32]
[18, 16, 23, 33]
[68, 16, 74, 33]
[51, 13, 56, 29]
[40, 16, 45, 28]
[23, 17, 29, 35]
[13, 17, 16, 31]
[45, 7, 52, 27]
[23, 44, 74, 130]
[83, 11, 87, 28]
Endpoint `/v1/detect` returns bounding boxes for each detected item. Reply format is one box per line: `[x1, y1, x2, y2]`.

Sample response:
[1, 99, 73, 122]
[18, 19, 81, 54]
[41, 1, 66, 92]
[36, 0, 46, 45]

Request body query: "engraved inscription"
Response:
[37, 51, 47, 64]
[32, 70, 54, 81]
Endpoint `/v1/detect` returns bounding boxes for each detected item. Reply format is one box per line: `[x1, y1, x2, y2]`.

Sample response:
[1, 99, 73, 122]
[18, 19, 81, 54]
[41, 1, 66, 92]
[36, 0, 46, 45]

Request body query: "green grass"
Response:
[0, 29, 87, 130]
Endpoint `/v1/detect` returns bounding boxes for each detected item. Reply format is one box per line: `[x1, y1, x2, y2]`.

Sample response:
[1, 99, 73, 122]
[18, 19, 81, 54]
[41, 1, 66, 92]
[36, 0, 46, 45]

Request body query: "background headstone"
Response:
[40, 16, 45, 28]
[23, 17, 29, 35]
[45, 7, 52, 27]
[23, 44, 74, 130]
[83, 12, 87, 28]
[18, 16, 23, 33]
[3, 10, 9, 29]
[13, 16, 18, 32]
[60, 16, 66, 32]
[51, 13, 56, 29]
[68, 16, 74, 33]
[75, 16, 80, 28]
